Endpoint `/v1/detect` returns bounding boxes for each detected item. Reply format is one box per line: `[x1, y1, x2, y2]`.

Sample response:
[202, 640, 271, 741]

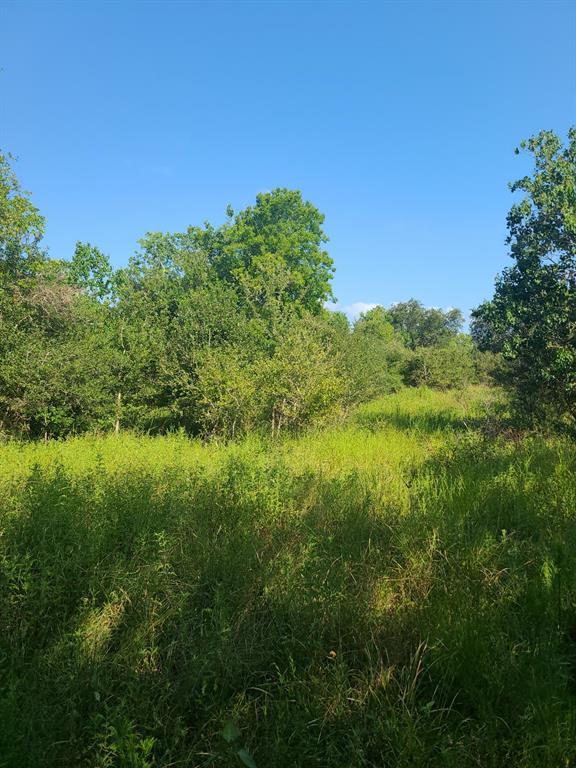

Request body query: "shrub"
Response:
[403, 336, 475, 389]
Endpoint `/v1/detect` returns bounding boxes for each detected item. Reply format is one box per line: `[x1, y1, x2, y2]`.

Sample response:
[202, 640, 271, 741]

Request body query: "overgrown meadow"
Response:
[1, 386, 575, 767]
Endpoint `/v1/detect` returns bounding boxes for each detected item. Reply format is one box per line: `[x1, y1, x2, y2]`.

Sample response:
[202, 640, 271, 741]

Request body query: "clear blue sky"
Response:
[1, 0, 575, 320]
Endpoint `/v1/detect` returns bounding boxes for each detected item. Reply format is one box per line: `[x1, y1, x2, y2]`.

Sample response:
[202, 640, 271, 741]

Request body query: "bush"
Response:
[403, 336, 475, 389]
[342, 334, 406, 403]
[194, 323, 345, 438]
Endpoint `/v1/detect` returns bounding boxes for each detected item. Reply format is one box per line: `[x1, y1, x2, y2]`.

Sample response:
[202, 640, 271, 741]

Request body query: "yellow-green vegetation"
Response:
[1, 387, 575, 767]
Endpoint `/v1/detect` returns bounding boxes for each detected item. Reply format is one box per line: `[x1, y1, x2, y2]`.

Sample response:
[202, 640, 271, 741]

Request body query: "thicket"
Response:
[0, 153, 489, 440]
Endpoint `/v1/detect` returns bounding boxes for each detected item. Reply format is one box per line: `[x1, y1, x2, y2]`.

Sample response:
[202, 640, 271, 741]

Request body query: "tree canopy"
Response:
[0, 152, 45, 279]
[386, 300, 463, 350]
[471, 127, 576, 427]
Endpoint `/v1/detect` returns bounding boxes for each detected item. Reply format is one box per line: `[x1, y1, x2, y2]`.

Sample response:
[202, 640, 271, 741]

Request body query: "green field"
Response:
[1, 387, 575, 767]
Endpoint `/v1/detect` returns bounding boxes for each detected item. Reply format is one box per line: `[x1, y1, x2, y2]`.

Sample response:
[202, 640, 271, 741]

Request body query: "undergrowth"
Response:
[1, 387, 575, 767]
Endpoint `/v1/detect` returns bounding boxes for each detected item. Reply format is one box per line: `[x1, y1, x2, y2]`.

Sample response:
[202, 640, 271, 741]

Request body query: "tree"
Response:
[0, 271, 116, 437]
[353, 305, 395, 342]
[193, 321, 345, 439]
[342, 307, 405, 402]
[189, 188, 335, 319]
[0, 152, 45, 280]
[67, 242, 114, 301]
[471, 128, 576, 427]
[387, 299, 463, 350]
[111, 231, 265, 433]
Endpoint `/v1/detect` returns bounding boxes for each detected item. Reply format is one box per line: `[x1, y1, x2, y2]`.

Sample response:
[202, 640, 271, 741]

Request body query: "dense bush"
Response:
[403, 336, 475, 389]
[195, 323, 345, 438]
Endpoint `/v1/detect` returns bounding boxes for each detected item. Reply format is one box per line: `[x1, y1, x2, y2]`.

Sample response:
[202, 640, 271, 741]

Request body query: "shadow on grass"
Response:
[1, 440, 575, 767]
[355, 407, 478, 434]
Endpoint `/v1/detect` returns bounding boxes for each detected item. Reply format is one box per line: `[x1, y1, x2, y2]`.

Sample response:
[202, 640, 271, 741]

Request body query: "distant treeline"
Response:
[1, 126, 574, 438]
[0, 156, 497, 439]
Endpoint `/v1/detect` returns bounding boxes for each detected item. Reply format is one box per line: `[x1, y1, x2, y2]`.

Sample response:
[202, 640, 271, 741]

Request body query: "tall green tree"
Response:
[387, 299, 463, 350]
[112, 232, 258, 432]
[353, 305, 395, 342]
[471, 128, 576, 426]
[67, 241, 114, 301]
[190, 188, 334, 321]
[0, 152, 45, 280]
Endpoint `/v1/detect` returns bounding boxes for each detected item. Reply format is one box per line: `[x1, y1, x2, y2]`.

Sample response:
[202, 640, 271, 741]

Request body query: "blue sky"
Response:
[1, 0, 575, 320]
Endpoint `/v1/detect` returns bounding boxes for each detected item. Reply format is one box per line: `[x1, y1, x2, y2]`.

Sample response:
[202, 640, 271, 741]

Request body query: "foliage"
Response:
[387, 299, 463, 350]
[0, 152, 45, 279]
[195, 321, 345, 438]
[254, 321, 345, 435]
[342, 307, 406, 403]
[207, 188, 335, 316]
[403, 335, 476, 389]
[0, 276, 116, 437]
[194, 346, 258, 438]
[352, 304, 395, 342]
[0, 145, 501, 440]
[0, 171, 344, 438]
[471, 127, 576, 428]
[67, 242, 114, 301]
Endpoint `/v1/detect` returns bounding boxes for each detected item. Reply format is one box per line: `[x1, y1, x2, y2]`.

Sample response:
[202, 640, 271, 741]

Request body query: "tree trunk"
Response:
[114, 391, 122, 435]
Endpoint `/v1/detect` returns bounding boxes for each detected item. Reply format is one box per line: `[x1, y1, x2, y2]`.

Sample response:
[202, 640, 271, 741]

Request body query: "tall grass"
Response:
[1, 387, 575, 767]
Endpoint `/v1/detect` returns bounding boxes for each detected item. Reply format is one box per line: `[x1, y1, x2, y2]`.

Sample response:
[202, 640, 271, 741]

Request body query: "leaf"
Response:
[237, 747, 258, 768]
[541, 557, 557, 590]
[221, 721, 241, 743]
